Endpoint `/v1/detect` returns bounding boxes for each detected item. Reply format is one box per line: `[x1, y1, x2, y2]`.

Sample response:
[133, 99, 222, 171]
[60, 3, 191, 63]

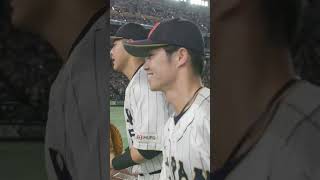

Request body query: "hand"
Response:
[110, 168, 120, 179]
[110, 169, 138, 180]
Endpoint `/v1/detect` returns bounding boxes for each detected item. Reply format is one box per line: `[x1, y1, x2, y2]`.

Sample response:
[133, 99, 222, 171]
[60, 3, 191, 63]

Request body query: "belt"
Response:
[139, 169, 161, 176]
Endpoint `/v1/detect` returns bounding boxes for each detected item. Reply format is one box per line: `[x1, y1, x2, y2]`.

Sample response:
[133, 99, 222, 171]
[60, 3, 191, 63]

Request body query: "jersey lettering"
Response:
[178, 160, 188, 180]
[171, 157, 177, 180]
[125, 108, 133, 125]
[193, 168, 209, 180]
[128, 129, 135, 137]
[165, 157, 170, 167]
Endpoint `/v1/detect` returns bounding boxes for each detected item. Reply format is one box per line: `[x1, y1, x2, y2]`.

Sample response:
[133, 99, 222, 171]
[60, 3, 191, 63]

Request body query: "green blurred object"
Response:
[0, 142, 47, 180]
[111, 106, 128, 148]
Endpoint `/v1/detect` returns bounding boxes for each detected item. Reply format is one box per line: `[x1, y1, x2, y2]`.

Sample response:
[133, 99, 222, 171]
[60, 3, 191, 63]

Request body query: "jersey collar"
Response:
[171, 106, 195, 142]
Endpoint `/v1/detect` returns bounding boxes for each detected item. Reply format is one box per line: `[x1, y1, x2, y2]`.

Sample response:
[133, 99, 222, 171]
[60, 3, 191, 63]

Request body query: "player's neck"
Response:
[123, 58, 144, 80]
[213, 18, 296, 168]
[40, 5, 104, 62]
[165, 74, 202, 115]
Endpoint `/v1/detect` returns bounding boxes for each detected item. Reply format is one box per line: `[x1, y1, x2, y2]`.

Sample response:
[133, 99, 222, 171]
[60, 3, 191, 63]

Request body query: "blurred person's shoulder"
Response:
[280, 80, 320, 132]
[65, 7, 107, 78]
[271, 80, 320, 179]
[68, 7, 107, 63]
[226, 81, 320, 180]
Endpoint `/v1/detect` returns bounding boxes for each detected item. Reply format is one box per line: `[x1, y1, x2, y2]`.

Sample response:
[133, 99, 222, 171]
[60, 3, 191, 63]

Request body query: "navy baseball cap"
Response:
[111, 23, 148, 43]
[123, 18, 204, 57]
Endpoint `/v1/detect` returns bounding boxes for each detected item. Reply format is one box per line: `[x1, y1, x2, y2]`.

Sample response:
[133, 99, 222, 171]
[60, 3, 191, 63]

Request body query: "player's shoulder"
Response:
[283, 80, 320, 114]
[279, 81, 320, 139]
[70, 8, 106, 55]
[275, 81, 320, 178]
[127, 66, 148, 90]
[285, 118, 320, 177]
[193, 87, 210, 114]
[67, 7, 107, 71]
[194, 87, 210, 102]
[274, 113, 320, 179]
[92, 9, 107, 31]
[191, 87, 210, 126]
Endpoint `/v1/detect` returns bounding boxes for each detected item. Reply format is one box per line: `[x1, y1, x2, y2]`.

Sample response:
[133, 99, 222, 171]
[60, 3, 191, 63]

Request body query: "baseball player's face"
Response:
[110, 39, 131, 72]
[10, 0, 53, 31]
[144, 48, 177, 91]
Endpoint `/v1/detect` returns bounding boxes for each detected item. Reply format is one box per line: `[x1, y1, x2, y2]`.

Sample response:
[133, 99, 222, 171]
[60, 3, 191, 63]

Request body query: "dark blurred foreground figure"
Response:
[292, 0, 320, 86]
[10, 0, 109, 179]
[0, 0, 61, 138]
[213, 0, 320, 179]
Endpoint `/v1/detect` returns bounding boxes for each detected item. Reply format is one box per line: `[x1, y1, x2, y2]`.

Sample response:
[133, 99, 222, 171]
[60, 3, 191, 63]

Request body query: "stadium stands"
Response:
[111, 0, 210, 33]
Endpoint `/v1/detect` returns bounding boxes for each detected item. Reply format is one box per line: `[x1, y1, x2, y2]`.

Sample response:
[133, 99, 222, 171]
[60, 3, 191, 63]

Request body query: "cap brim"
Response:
[124, 39, 168, 58]
[110, 36, 123, 44]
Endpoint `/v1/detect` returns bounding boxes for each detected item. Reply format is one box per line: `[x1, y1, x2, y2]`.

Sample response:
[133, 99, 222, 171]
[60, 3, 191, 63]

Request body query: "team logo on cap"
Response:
[148, 22, 160, 38]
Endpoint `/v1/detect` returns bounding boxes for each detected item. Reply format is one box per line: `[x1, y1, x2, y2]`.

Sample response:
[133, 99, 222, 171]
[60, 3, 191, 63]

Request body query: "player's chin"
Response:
[111, 64, 117, 71]
[149, 82, 160, 91]
[111, 63, 119, 72]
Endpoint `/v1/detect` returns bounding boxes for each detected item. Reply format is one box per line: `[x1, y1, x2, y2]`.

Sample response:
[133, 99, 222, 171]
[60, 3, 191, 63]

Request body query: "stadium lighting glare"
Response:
[172, 0, 208, 6]
[190, 0, 208, 7]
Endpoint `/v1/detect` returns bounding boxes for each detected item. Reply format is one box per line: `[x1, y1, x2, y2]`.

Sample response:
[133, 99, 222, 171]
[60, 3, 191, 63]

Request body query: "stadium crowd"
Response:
[1, 0, 61, 131]
[111, 0, 210, 33]
[0, 30, 61, 126]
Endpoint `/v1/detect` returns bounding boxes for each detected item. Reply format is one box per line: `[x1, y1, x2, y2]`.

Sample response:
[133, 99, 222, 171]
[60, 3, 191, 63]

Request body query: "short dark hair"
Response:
[163, 45, 204, 76]
[261, 0, 303, 46]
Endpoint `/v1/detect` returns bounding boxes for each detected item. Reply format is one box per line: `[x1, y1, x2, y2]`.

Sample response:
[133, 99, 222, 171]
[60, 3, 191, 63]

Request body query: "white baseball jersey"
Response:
[160, 87, 211, 180]
[124, 65, 172, 179]
[221, 80, 320, 180]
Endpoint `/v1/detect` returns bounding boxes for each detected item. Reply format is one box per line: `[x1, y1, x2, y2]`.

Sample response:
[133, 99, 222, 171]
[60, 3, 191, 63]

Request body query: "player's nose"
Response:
[110, 49, 114, 58]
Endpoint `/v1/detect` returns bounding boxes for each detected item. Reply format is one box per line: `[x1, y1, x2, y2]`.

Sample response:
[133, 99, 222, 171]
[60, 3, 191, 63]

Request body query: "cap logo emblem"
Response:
[148, 22, 160, 38]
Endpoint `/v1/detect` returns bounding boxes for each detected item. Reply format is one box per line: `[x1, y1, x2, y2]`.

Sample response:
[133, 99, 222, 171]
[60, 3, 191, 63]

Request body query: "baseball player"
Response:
[110, 23, 172, 179]
[10, 1, 108, 180]
[124, 18, 211, 180]
[211, 0, 320, 179]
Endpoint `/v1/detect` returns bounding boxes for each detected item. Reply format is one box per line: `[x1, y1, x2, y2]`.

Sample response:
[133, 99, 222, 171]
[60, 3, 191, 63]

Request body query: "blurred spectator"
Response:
[0, 30, 61, 125]
[0, 0, 61, 128]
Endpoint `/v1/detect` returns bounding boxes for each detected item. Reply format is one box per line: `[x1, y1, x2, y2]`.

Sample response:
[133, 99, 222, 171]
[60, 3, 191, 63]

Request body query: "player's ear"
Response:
[176, 48, 189, 68]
